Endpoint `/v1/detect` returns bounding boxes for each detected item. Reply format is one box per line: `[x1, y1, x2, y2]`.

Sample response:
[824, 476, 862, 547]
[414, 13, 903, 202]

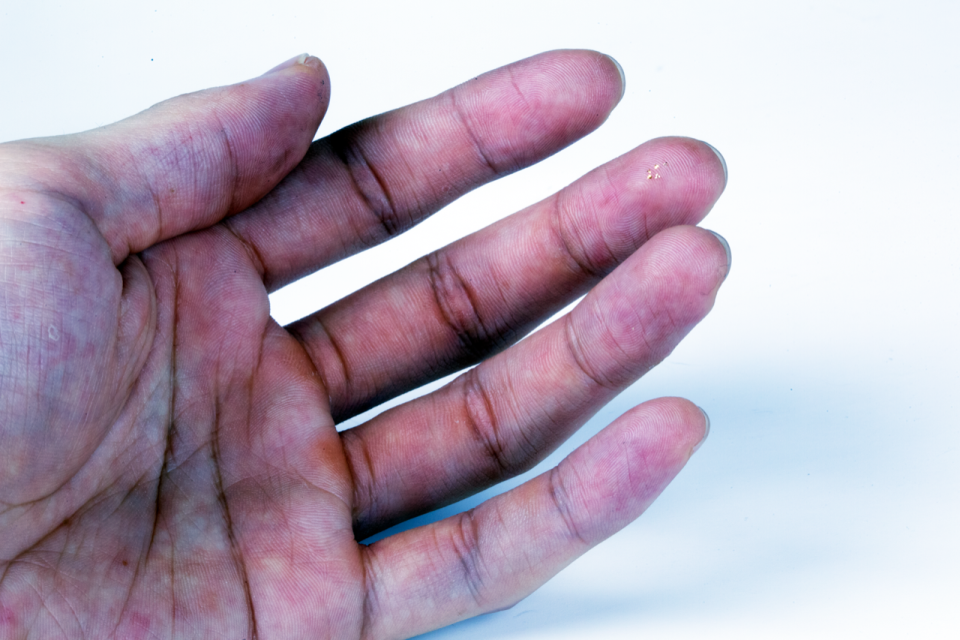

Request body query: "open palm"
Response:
[0, 51, 728, 639]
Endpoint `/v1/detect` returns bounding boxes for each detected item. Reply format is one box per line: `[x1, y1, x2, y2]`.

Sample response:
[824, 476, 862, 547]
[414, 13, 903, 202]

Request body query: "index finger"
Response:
[223, 49, 626, 291]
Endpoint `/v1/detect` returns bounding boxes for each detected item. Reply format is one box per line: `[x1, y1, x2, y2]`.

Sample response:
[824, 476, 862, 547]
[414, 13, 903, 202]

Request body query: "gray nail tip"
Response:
[703, 141, 727, 185]
[705, 230, 732, 279]
[693, 406, 711, 453]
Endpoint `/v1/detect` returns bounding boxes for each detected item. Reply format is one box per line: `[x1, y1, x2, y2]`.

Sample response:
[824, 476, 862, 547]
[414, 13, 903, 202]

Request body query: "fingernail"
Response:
[703, 141, 727, 187]
[606, 54, 626, 103]
[264, 53, 322, 75]
[693, 406, 711, 453]
[706, 230, 732, 281]
[301, 55, 323, 71]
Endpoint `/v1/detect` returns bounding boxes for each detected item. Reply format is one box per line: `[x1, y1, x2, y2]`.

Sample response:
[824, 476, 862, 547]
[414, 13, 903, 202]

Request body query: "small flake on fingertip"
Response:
[646, 161, 667, 180]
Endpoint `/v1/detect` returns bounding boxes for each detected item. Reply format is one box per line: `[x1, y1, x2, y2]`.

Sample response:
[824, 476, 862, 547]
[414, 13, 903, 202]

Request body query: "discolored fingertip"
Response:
[529, 49, 628, 121]
[441, 49, 630, 174]
[693, 406, 711, 453]
[605, 54, 626, 103]
[257, 52, 330, 118]
[633, 225, 731, 300]
[631, 397, 710, 456]
[702, 141, 727, 186]
[706, 229, 731, 281]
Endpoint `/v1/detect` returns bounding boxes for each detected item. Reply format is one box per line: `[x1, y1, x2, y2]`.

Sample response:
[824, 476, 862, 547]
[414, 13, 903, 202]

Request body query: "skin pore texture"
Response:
[0, 50, 728, 639]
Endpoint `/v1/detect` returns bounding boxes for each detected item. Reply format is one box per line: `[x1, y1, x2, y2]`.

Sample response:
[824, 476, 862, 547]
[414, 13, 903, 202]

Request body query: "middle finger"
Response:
[288, 137, 726, 421]
[344, 224, 730, 539]
[223, 49, 625, 291]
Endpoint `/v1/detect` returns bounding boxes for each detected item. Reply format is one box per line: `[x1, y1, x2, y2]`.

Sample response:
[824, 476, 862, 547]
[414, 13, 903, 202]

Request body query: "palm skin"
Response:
[0, 51, 728, 639]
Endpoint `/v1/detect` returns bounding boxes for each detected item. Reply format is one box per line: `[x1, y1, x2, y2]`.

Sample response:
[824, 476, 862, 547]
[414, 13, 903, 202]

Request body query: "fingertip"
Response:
[705, 229, 732, 281]
[654, 225, 731, 289]
[702, 141, 727, 186]
[603, 54, 626, 104]
[639, 137, 727, 199]
[567, 397, 704, 531]
[590, 137, 726, 234]
[627, 397, 709, 456]
[579, 49, 626, 112]
[530, 48, 627, 120]
[446, 49, 626, 174]
[693, 405, 710, 453]
[637, 225, 730, 297]
[260, 53, 330, 114]
[297, 55, 331, 94]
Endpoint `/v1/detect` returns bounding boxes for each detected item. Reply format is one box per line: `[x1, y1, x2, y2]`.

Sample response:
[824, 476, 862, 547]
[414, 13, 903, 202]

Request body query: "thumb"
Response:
[17, 53, 329, 264]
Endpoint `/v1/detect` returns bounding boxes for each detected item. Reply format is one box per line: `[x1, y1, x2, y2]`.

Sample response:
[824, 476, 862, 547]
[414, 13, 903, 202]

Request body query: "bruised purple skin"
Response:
[0, 50, 727, 639]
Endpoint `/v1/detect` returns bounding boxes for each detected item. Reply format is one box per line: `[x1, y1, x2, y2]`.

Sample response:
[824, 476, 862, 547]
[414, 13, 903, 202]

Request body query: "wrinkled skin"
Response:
[0, 51, 729, 639]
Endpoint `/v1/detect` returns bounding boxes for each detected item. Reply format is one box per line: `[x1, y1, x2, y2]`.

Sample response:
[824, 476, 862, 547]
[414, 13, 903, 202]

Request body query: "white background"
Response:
[2, 1, 958, 638]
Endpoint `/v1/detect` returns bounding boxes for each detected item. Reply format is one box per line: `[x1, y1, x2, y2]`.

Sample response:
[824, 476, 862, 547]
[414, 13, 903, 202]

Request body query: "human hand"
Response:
[0, 50, 728, 639]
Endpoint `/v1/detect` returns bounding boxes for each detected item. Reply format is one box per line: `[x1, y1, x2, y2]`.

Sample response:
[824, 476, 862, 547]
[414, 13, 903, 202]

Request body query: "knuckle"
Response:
[448, 90, 502, 177]
[448, 510, 487, 608]
[548, 466, 590, 546]
[343, 430, 379, 537]
[564, 316, 622, 391]
[327, 126, 409, 245]
[426, 251, 494, 356]
[287, 317, 351, 417]
[208, 115, 242, 213]
[460, 370, 516, 480]
[552, 190, 612, 281]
